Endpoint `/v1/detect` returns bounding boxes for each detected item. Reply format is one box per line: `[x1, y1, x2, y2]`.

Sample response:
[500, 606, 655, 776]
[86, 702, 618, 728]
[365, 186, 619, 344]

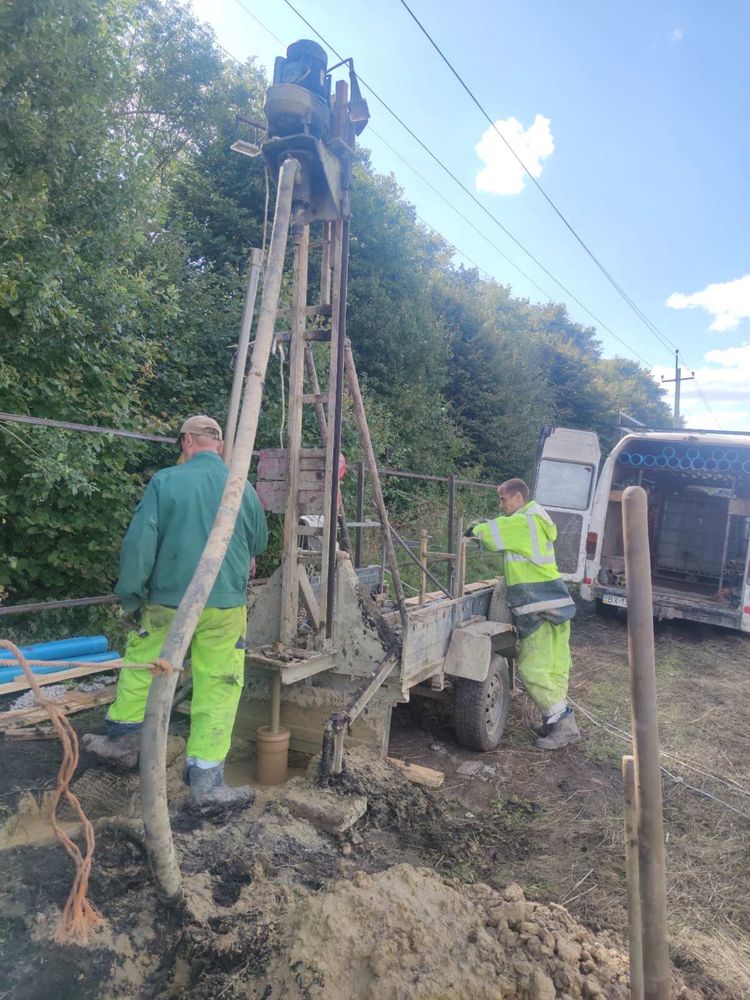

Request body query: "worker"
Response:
[84, 415, 268, 811]
[466, 478, 580, 750]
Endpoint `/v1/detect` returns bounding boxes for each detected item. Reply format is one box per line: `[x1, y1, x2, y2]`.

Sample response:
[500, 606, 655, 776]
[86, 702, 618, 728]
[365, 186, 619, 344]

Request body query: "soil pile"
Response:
[0, 748, 699, 999]
[261, 865, 633, 1000]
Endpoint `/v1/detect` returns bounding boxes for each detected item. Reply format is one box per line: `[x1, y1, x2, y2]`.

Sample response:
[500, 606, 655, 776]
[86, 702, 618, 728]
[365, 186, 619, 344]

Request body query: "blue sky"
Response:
[191, 0, 750, 430]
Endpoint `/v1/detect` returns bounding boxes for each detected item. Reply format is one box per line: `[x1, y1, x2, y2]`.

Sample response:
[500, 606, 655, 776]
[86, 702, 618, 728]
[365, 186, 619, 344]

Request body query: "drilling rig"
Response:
[228, 40, 518, 779]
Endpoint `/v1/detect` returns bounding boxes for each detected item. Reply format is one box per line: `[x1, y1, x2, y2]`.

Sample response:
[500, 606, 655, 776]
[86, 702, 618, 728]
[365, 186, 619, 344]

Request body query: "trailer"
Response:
[535, 426, 750, 632]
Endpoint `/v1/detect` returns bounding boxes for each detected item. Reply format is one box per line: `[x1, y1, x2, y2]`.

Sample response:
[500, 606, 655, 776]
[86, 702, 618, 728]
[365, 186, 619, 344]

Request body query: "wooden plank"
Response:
[257, 448, 326, 479]
[280, 225, 311, 645]
[0, 662, 122, 697]
[0, 687, 116, 729]
[256, 482, 324, 515]
[298, 566, 321, 627]
[387, 757, 444, 789]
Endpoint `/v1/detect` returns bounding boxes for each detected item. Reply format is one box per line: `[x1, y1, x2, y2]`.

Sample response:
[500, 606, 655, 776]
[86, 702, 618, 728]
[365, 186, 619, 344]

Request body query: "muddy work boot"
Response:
[186, 762, 254, 814]
[534, 709, 581, 750]
[82, 720, 142, 770]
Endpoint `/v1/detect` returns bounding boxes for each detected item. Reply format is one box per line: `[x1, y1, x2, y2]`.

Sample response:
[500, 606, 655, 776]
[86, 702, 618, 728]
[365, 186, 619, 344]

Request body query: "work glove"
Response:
[463, 522, 478, 538]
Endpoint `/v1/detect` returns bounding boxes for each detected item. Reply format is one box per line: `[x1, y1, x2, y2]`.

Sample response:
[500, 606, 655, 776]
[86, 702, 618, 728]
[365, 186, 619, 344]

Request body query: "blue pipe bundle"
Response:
[0, 635, 108, 662]
[0, 650, 121, 685]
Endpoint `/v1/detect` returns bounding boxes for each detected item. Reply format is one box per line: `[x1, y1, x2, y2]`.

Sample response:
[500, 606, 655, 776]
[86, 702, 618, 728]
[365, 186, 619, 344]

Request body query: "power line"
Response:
[276, 0, 654, 366]
[397, 0, 726, 423]
[368, 128, 553, 299]
[397, 0, 678, 356]
[210, 1, 721, 420]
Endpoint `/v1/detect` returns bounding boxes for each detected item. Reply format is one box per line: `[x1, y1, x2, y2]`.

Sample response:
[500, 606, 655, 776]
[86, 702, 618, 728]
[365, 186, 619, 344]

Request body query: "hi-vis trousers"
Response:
[515, 620, 572, 717]
[108, 603, 246, 763]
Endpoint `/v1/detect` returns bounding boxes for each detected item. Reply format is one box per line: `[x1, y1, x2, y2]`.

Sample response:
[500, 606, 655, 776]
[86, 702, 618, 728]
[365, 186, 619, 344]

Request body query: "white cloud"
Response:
[671, 28, 684, 43]
[475, 114, 554, 196]
[666, 275, 750, 332]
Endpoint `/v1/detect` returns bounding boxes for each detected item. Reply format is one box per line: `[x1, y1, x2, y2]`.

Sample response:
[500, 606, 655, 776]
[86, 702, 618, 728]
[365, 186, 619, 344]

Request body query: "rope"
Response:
[0, 640, 104, 944]
[0, 646, 179, 942]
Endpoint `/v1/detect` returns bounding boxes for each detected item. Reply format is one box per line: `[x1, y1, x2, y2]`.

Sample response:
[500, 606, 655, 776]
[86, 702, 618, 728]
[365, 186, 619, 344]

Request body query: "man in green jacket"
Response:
[84, 415, 268, 810]
[468, 478, 580, 750]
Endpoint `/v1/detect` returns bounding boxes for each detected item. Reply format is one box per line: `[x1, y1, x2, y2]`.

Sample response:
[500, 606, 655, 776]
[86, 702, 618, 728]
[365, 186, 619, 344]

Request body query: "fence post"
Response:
[447, 473, 457, 592]
[355, 460, 365, 568]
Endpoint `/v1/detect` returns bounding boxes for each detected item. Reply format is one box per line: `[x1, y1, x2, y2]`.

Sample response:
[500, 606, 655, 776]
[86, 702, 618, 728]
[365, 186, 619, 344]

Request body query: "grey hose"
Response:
[138, 157, 300, 904]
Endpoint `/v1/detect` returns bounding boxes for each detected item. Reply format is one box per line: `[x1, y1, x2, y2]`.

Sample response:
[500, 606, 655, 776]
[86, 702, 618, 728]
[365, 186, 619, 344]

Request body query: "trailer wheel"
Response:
[453, 655, 510, 752]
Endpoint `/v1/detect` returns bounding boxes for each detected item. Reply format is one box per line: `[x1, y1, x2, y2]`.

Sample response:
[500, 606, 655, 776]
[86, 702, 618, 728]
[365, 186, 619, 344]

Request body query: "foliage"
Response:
[0, 0, 670, 615]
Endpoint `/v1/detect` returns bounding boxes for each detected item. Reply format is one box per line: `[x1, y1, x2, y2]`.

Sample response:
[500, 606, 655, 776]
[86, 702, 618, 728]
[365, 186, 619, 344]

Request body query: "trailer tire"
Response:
[453, 655, 510, 752]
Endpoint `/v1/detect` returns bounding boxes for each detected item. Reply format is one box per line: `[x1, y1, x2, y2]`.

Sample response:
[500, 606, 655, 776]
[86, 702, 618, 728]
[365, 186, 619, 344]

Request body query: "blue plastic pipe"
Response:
[0, 650, 120, 684]
[0, 635, 108, 662]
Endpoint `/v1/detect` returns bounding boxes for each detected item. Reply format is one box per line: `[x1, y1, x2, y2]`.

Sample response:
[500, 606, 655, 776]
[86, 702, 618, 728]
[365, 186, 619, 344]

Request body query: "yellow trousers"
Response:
[515, 620, 572, 715]
[108, 603, 246, 762]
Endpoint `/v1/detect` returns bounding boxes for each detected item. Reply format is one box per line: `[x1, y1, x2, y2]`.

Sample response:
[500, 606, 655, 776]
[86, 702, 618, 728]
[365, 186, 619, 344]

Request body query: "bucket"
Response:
[255, 725, 291, 785]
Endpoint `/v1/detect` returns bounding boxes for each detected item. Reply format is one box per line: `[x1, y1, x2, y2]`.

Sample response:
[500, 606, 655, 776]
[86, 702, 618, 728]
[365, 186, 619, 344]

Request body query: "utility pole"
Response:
[661, 350, 694, 428]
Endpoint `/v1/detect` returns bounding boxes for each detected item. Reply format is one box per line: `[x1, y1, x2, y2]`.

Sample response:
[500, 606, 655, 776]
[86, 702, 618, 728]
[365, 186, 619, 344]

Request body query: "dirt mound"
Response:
[254, 865, 652, 1000]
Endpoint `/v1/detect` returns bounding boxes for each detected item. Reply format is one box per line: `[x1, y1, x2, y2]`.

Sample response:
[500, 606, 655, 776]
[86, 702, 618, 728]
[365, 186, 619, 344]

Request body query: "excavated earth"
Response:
[0, 749, 699, 1000]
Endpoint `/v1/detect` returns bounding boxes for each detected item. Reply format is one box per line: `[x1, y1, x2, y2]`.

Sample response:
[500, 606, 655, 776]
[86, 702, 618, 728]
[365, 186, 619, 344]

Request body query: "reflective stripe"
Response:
[526, 511, 556, 565]
[544, 700, 568, 724]
[506, 550, 556, 566]
[488, 519, 503, 548]
[513, 596, 575, 615]
[527, 502, 553, 524]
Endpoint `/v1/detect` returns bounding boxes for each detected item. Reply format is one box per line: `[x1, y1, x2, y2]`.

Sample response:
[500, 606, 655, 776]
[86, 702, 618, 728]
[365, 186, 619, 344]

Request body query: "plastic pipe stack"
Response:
[0, 635, 121, 684]
[617, 445, 750, 472]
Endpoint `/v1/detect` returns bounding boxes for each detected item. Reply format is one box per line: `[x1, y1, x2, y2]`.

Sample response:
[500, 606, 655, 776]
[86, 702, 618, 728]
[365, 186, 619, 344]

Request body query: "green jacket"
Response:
[115, 452, 268, 613]
[471, 500, 575, 637]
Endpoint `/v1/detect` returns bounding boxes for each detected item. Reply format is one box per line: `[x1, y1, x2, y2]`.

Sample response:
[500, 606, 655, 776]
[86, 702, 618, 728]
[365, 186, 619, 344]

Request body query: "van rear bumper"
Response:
[590, 583, 743, 630]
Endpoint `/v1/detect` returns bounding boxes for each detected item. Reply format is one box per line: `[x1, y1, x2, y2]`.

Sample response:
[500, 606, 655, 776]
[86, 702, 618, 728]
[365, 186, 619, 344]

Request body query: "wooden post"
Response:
[419, 529, 428, 605]
[344, 341, 409, 635]
[622, 486, 670, 1000]
[622, 754, 645, 1000]
[355, 461, 365, 568]
[140, 156, 300, 905]
[279, 225, 309, 644]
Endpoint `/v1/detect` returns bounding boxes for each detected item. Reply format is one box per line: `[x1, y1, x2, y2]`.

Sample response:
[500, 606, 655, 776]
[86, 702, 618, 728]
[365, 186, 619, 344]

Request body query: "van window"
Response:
[536, 460, 594, 511]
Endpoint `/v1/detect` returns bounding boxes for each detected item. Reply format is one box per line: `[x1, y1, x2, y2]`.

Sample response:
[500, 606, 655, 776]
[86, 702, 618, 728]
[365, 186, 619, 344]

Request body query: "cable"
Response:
[397, 0, 728, 421]
[397, 0, 677, 356]
[234, 0, 284, 45]
[269, 0, 654, 366]
[366, 128, 553, 299]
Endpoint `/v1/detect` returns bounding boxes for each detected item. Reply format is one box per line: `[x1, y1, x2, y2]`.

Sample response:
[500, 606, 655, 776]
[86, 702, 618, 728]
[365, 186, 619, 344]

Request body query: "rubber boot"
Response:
[531, 718, 553, 738]
[534, 709, 581, 750]
[82, 720, 142, 770]
[186, 762, 254, 813]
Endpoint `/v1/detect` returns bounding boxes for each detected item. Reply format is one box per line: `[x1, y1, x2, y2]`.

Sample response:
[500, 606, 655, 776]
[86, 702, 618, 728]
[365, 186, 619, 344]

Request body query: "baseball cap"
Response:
[179, 415, 223, 441]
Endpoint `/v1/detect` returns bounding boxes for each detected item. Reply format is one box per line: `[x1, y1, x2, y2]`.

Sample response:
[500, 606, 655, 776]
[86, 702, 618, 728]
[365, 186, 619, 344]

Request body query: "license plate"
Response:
[602, 593, 627, 608]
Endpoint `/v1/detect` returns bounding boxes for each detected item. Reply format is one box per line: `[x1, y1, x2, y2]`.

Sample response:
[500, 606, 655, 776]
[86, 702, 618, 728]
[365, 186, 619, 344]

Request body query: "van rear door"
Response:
[533, 426, 601, 582]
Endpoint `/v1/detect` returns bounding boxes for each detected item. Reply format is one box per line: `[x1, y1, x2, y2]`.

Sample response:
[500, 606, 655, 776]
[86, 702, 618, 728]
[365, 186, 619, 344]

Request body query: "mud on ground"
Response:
[0, 607, 747, 998]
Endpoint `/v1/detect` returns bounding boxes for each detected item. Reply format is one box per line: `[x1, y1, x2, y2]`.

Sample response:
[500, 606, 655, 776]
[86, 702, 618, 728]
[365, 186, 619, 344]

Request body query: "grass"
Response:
[567, 606, 750, 998]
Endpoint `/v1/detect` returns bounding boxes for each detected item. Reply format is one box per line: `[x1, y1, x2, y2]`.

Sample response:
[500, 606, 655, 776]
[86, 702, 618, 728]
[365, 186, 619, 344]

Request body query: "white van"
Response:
[534, 427, 750, 632]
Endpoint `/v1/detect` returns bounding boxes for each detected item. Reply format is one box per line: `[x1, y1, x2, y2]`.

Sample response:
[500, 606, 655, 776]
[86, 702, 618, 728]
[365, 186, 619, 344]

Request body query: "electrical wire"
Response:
[257, 0, 653, 366]
[569, 697, 750, 820]
[229, 0, 724, 410]
[397, 0, 726, 419]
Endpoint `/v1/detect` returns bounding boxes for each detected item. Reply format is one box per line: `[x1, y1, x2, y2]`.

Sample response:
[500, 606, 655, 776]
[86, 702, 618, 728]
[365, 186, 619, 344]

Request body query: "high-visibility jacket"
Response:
[470, 500, 575, 638]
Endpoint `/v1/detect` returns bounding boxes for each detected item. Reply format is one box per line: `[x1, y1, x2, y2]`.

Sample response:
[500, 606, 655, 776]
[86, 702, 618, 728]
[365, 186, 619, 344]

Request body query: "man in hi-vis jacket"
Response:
[467, 478, 580, 749]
